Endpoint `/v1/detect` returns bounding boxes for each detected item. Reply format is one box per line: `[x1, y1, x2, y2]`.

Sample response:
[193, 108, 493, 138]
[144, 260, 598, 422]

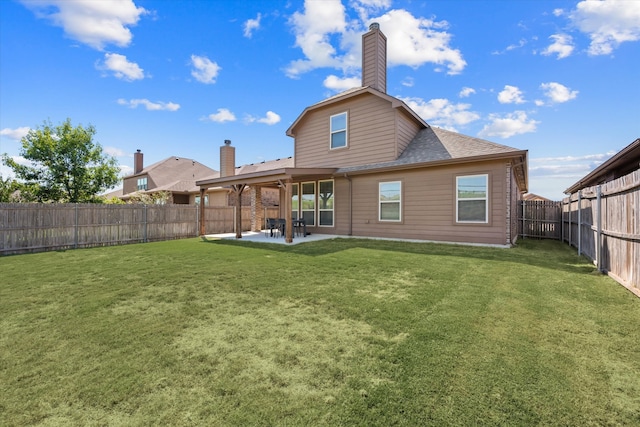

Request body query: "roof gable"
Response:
[286, 86, 427, 137]
[135, 156, 218, 187]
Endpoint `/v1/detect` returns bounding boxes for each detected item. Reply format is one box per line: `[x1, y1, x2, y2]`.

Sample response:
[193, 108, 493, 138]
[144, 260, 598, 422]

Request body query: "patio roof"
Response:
[196, 167, 337, 189]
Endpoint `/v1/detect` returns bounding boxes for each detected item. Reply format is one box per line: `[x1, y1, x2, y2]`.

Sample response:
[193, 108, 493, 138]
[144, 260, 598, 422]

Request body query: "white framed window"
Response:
[379, 181, 401, 222]
[195, 194, 208, 206]
[137, 177, 148, 191]
[456, 174, 488, 223]
[330, 112, 347, 149]
[301, 182, 316, 226]
[291, 183, 299, 220]
[318, 180, 334, 226]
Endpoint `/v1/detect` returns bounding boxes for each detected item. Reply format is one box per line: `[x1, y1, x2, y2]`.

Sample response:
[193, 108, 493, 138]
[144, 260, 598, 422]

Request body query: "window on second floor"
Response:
[137, 177, 148, 191]
[330, 112, 347, 149]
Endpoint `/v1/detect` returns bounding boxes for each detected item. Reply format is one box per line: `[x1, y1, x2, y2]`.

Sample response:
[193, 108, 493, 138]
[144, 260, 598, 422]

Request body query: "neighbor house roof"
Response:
[122, 156, 218, 198]
[564, 138, 640, 194]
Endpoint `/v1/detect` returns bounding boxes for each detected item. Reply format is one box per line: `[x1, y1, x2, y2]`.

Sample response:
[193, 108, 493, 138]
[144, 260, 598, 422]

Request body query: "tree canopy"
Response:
[1, 119, 120, 203]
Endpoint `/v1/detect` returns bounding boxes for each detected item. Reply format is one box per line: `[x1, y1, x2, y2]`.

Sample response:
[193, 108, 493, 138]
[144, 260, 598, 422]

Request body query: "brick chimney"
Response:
[134, 149, 143, 174]
[220, 139, 235, 177]
[362, 22, 387, 94]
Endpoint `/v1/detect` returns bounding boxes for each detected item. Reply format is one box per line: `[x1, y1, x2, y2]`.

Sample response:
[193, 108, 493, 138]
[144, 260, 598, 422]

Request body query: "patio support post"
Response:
[284, 180, 293, 243]
[232, 184, 244, 239]
[199, 188, 206, 236]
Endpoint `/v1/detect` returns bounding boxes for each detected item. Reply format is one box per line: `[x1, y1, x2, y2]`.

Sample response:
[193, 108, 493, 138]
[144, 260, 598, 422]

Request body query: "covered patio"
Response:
[196, 167, 336, 243]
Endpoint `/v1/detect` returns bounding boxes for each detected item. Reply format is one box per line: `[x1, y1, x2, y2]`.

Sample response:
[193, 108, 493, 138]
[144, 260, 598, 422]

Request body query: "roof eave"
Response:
[564, 138, 640, 194]
[339, 150, 528, 176]
[197, 167, 338, 188]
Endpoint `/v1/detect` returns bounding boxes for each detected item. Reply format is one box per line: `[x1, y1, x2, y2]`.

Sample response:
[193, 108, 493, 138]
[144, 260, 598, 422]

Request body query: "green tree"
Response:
[1, 119, 120, 203]
[0, 175, 20, 202]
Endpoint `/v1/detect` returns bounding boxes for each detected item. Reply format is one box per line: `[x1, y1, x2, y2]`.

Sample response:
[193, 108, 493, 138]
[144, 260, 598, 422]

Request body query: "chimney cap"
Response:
[224, 139, 231, 146]
[136, 149, 141, 153]
[369, 22, 380, 30]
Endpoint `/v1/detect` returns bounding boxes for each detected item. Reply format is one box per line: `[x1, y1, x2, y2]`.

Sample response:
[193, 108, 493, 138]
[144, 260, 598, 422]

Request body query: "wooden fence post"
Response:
[74, 203, 79, 249]
[143, 204, 148, 243]
[596, 185, 602, 272]
[577, 191, 582, 256]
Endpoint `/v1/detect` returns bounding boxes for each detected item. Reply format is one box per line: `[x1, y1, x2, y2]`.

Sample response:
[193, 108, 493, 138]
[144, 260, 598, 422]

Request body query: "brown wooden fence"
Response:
[518, 200, 562, 240]
[562, 169, 640, 297]
[0, 203, 268, 255]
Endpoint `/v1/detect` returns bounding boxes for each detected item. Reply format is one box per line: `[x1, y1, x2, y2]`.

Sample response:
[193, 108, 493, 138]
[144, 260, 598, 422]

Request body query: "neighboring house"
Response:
[197, 23, 528, 245]
[523, 193, 554, 202]
[108, 150, 223, 205]
[564, 138, 640, 194]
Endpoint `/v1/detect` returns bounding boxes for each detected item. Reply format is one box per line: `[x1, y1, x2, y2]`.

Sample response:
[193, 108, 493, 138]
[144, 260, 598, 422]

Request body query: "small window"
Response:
[330, 112, 347, 149]
[456, 174, 488, 223]
[379, 181, 401, 222]
[195, 195, 208, 206]
[137, 177, 148, 191]
[301, 182, 315, 226]
[318, 180, 334, 226]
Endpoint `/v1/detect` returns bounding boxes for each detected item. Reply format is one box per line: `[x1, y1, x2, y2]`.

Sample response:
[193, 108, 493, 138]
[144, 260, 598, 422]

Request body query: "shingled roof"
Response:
[336, 126, 526, 173]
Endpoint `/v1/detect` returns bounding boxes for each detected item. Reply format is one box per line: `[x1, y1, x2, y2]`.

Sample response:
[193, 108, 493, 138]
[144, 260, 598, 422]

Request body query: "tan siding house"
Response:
[197, 23, 528, 245]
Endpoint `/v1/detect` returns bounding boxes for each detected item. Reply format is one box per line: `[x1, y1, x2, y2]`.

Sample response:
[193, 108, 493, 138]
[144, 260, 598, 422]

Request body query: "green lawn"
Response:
[1, 238, 639, 426]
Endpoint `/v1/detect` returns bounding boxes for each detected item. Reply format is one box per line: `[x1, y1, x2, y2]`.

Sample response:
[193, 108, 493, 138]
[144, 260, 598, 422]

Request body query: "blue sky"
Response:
[1, 0, 638, 200]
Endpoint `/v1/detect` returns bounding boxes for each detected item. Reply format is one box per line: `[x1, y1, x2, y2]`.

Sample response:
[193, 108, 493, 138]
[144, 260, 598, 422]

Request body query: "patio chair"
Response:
[265, 218, 279, 237]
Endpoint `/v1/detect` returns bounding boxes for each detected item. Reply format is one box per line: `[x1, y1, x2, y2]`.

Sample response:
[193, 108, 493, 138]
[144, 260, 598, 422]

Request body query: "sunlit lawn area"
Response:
[1, 238, 639, 426]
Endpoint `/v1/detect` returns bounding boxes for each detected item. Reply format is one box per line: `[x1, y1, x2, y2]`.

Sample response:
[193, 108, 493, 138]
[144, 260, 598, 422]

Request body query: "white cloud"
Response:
[117, 98, 180, 111]
[246, 111, 281, 125]
[400, 97, 480, 131]
[104, 146, 127, 157]
[99, 53, 144, 81]
[286, 1, 466, 78]
[401, 77, 414, 87]
[541, 34, 574, 59]
[492, 39, 527, 55]
[459, 87, 476, 98]
[119, 164, 133, 176]
[0, 127, 30, 140]
[498, 85, 525, 104]
[527, 151, 617, 198]
[243, 13, 261, 38]
[190, 55, 221, 84]
[286, 0, 348, 78]
[204, 108, 236, 123]
[478, 111, 539, 139]
[21, 0, 147, 50]
[570, 0, 640, 55]
[539, 82, 578, 104]
[323, 75, 361, 91]
[553, 8, 565, 17]
[376, 9, 466, 74]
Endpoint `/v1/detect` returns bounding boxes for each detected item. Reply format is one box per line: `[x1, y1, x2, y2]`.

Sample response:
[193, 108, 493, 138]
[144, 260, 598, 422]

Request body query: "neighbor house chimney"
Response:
[362, 22, 387, 93]
[220, 139, 235, 177]
[134, 149, 143, 174]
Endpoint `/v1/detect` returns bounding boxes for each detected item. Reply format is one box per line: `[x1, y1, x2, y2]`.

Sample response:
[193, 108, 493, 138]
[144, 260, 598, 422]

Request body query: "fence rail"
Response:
[562, 169, 639, 297]
[0, 203, 260, 255]
[518, 200, 562, 240]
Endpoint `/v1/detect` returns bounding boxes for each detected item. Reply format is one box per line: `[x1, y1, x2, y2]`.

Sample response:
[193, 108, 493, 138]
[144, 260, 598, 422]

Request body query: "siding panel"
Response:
[296, 94, 400, 168]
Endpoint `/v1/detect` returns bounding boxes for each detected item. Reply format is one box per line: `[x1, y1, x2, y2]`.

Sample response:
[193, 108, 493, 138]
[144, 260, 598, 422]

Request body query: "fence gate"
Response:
[518, 200, 562, 240]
